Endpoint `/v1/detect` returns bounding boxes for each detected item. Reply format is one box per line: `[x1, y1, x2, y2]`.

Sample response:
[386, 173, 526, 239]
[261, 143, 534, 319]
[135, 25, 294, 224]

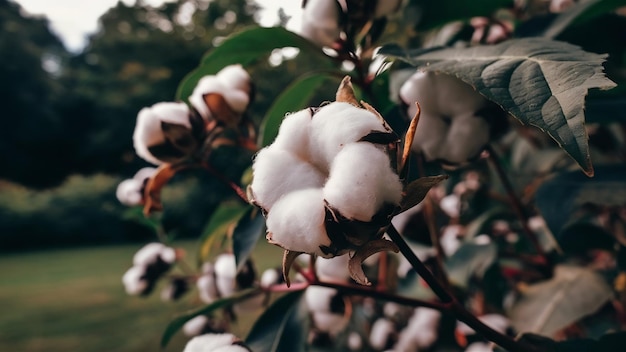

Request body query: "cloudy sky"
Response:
[15, 0, 301, 52]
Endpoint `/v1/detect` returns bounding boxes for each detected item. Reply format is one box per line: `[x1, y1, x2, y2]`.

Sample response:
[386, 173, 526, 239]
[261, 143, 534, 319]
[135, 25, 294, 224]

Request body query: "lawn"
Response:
[0, 240, 283, 352]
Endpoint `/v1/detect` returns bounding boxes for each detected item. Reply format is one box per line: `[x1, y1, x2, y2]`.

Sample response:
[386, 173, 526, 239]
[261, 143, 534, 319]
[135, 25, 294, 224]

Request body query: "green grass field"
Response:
[0, 240, 283, 352]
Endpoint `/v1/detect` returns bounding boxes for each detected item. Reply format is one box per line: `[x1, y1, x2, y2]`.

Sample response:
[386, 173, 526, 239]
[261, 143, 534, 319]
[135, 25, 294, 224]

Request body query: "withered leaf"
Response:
[203, 93, 241, 127]
[161, 121, 198, 156]
[336, 76, 361, 107]
[348, 238, 400, 286]
[282, 249, 303, 288]
[143, 163, 183, 215]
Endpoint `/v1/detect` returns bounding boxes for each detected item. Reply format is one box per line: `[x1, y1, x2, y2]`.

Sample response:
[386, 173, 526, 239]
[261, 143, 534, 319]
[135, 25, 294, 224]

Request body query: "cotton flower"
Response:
[189, 65, 252, 121]
[182, 333, 250, 352]
[299, 0, 341, 48]
[133, 102, 200, 165]
[400, 71, 504, 165]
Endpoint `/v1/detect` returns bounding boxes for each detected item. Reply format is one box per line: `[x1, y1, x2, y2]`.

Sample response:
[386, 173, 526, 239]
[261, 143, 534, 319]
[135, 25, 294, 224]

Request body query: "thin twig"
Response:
[387, 224, 545, 352]
[485, 145, 547, 265]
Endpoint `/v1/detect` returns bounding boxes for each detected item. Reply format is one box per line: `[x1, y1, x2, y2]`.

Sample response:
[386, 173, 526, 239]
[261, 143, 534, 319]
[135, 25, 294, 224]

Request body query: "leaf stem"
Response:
[387, 224, 546, 352]
[485, 145, 548, 265]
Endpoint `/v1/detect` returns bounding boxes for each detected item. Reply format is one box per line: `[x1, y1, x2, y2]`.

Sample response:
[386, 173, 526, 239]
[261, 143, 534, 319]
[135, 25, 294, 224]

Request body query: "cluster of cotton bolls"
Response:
[131, 64, 252, 167]
[115, 167, 157, 206]
[122, 242, 179, 296]
[249, 78, 403, 283]
[182, 332, 251, 352]
[298, 0, 403, 48]
[399, 71, 507, 167]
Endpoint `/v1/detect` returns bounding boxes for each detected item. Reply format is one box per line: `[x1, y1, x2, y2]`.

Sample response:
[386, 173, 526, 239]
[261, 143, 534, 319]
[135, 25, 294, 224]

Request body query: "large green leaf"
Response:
[233, 207, 266, 271]
[246, 291, 307, 352]
[536, 165, 626, 237]
[161, 288, 260, 347]
[416, 0, 511, 30]
[197, 202, 251, 263]
[259, 72, 339, 147]
[380, 39, 616, 176]
[176, 26, 333, 101]
[507, 265, 613, 336]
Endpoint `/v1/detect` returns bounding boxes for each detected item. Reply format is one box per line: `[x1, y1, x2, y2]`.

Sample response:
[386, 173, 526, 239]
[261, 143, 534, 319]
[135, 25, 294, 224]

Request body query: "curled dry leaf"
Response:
[336, 76, 361, 107]
[143, 163, 180, 215]
[348, 238, 400, 285]
[203, 93, 241, 129]
[400, 175, 449, 212]
[282, 249, 304, 287]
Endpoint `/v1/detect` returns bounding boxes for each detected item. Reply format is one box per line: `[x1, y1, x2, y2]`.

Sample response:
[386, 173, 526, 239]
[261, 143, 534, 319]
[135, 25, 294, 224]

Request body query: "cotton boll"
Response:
[309, 102, 391, 170]
[305, 286, 338, 312]
[442, 114, 490, 164]
[133, 102, 191, 165]
[221, 89, 250, 114]
[300, 0, 341, 48]
[315, 255, 350, 281]
[374, 0, 402, 17]
[395, 307, 441, 351]
[410, 112, 449, 161]
[189, 76, 225, 121]
[133, 167, 157, 182]
[182, 333, 240, 352]
[216, 64, 250, 93]
[183, 315, 210, 337]
[370, 318, 396, 351]
[260, 268, 283, 289]
[465, 342, 493, 352]
[233, 293, 265, 315]
[122, 265, 148, 295]
[440, 194, 461, 218]
[550, 0, 575, 13]
[265, 189, 331, 257]
[197, 274, 219, 303]
[440, 225, 463, 257]
[116, 179, 143, 206]
[311, 311, 348, 336]
[214, 253, 237, 297]
[133, 243, 167, 266]
[347, 332, 363, 351]
[271, 109, 314, 160]
[250, 147, 326, 210]
[324, 142, 402, 222]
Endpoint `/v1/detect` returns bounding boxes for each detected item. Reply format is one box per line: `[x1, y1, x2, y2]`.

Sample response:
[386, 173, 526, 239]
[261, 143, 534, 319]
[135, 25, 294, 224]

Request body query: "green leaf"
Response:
[233, 207, 266, 271]
[380, 38, 616, 176]
[246, 291, 307, 352]
[536, 165, 626, 237]
[445, 242, 497, 288]
[176, 26, 333, 101]
[416, 0, 511, 30]
[400, 175, 449, 212]
[198, 202, 251, 263]
[160, 288, 260, 347]
[259, 72, 339, 147]
[543, 0, 626, 38]
[507, 265, 613, 336]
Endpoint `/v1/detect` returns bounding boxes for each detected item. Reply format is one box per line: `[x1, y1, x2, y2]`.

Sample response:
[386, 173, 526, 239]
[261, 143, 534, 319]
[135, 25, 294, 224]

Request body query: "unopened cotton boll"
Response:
[315, 255, 350, 281]
[122, 265, 148, 295]
[182, 333, 245, 352]
[309, 102, 391, 170]
[133, 102, 192, 165]
[324, 142, 402, 222]
[183, 315, 210, 337]
[266, 189, 332, 257]
[250, 146, 326, 210]
[299, 0, 341, 48]
[116, 178, 144, 206]
[271, 109, 314, 160]
[369, 318, 396, 351]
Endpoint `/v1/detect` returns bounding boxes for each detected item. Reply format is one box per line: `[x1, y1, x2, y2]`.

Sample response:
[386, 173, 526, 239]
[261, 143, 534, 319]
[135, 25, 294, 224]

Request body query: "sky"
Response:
[15, 0, 302, 52]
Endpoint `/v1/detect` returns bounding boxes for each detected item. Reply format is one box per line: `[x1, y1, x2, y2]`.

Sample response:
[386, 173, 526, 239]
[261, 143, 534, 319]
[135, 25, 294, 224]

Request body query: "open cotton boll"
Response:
[189, 76, 225, 121]
[442, 115, 490, 163]
[395, 307, 441, 351]
[369, 318, 396, 351]
[311, 311, 348, 336]
[324, 142, 402, 221]
[300, 0, 341, 48]
[116, 179, 143, 206]
[270, 109, 314, 160]
[250, 147, 326, 210]
[214, 253, 237, 297]
[466, 342, 493, 352]
[122, 265, 148, 295]
[133, 167, 157, 182]
[133, 102, 191, 165]
[221, 89, 250, 114]
[315, 255, 350, 281]
[183, 315, 210, 337]
[133, 242, 176, 266]
[197, 274, 219, 303]
[265, 189, 331, 256]
[182, 333, 241, 352]
[309, 102, 390, 170]
[216, 64, 250, 93]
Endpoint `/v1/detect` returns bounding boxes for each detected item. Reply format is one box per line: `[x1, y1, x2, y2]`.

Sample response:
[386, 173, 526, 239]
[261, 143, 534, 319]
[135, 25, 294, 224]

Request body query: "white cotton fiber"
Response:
[465, 342, 493, 352]
[182, 333, 239, 352]
[116, 179, 143, 206]
[309, 102, 390, 170]
[197, 274, 219, 304]
[299, 0, 341, 48]
[265, 189, 331, 256]
[369, 318, 396, 350]
[133, 242, 167, 266]
[305, 285, 336, 312]
[214, 253, 237, 297]
[323, 142, 402, 221]
[216, 64, 250, 93]
[315, 255, 350, 281]
[250, 146, 326, 210]
[183, 315, 209, 337]
[311, 311, 348, 336]
[394, 307, 441, 351]
[122, 265, 147, 295]
[189, 76, 225, 121]
[260, 268, 281, 289]
[271, 109, 313, 160]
